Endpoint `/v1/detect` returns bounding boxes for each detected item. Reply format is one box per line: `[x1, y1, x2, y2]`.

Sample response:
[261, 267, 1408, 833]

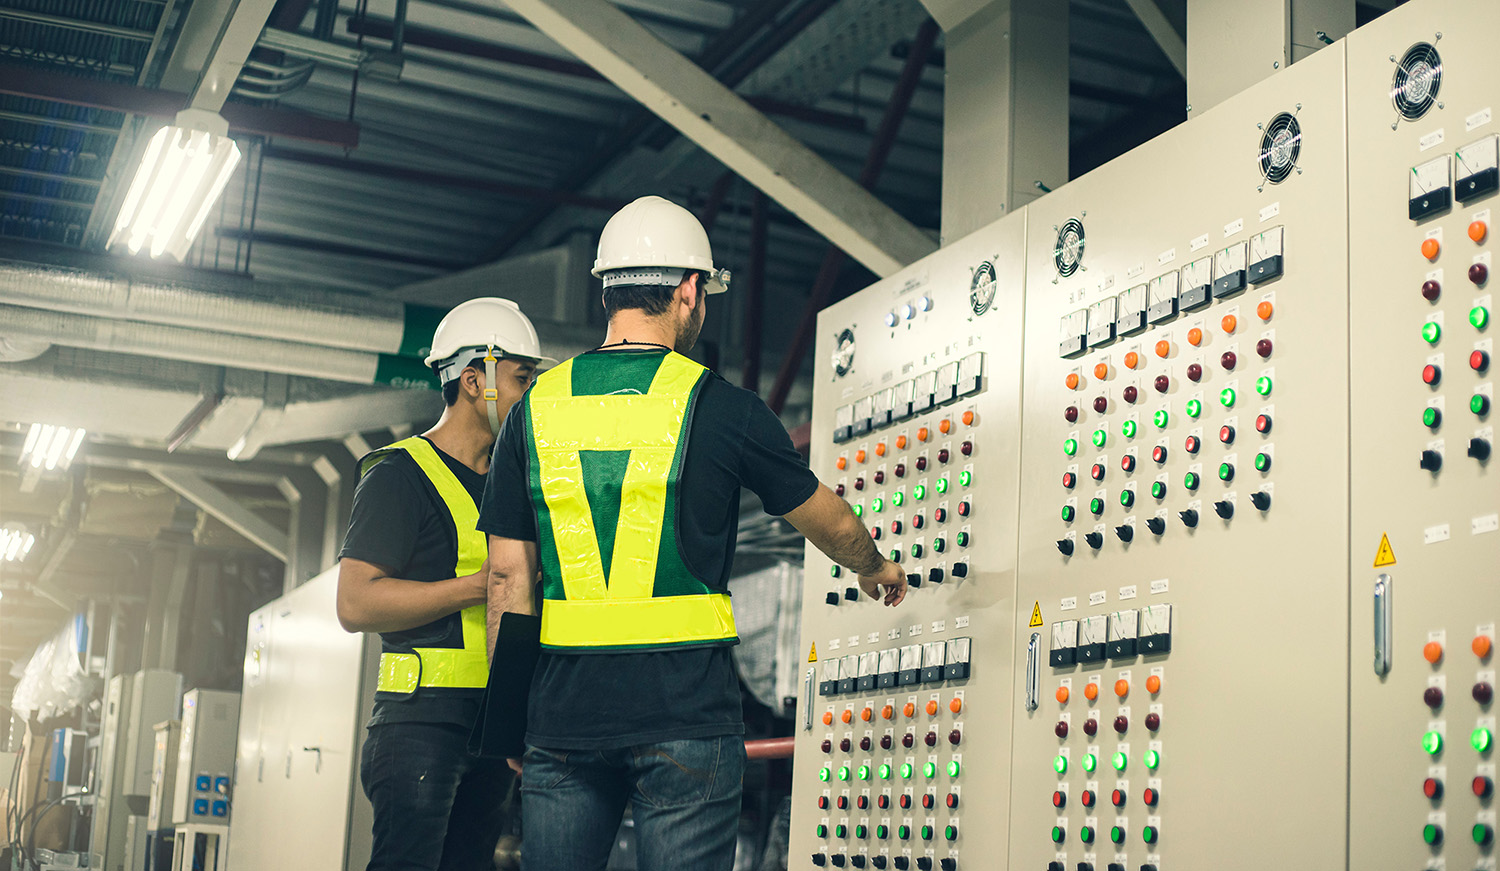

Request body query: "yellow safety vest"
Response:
[360, 437, 489, 694]
[527, 351, 738, 651]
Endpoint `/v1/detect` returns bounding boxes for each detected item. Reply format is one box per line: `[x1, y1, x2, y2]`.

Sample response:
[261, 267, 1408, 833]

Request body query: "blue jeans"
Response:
[360, 721, 514, 871]
[519, 736, 745, 871]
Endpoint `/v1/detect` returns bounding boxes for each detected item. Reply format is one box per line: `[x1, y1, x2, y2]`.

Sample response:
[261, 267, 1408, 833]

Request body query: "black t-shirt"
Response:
[339, 437, 487, 729]
[478, 349, 820, 750]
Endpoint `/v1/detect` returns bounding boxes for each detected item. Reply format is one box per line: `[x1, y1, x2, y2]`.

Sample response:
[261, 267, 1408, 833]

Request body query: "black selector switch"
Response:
[1145, 517, 1166, 535]
[1047, 864, 1066, 871]
[1250, 490, 1272, 511]
[1107, 865, 1126, 871]
[825, 592, 840, 605]
[845, 587, 860, 601]
[1057, 538, 1075, 556]
[939, 860, 956, 871]
[1114, 525, 1134, 543]
[1420, 449, 1443, 472]
[1179, 509, 1199, 528]
[928, 567, 945, 585]
[871, 859, 887, 870]
[812, 856, 827, 867]
[1214, 500, 1234, 520]
[1084, 532, 1104, 550]
[906, 572, 922, 589]
[1470, 438, 1493, 461]
[893, 859, 909, 871]
[851, 857, 866, 868]
[831, 855, 846, 868]
[951, 563, 969, 578]
[1077, 864, 1094, 871]
[916, 859, 933, 871]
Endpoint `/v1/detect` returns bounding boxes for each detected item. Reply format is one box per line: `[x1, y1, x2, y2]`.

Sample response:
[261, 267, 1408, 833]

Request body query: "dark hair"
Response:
[602, 272, 703, 320]
[440, 356, 487, 406]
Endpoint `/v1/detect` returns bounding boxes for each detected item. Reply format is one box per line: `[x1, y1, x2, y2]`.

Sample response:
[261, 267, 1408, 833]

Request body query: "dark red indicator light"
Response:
[1220, 351, 1237, 371]
[1055, 720, 1069, 738]
[1123, 386, 1139, 404]
[1423, 777, 1443, 799]
[1422, 279, 1442, 300]
[1083, 718, 1098, 736]
[1113, 715, 1128, 734]
[1256, 338, 1273, 358]
[1423, 686, 1444, 708]
[1423, 364, 1442, 385]
[1094, 396, 1109, 413]
[1065, 406, 1079, 423]
[1154, 375, 1170, 393]
[1186, 363, 1203, 382]
[1145, 712, 1160, 731]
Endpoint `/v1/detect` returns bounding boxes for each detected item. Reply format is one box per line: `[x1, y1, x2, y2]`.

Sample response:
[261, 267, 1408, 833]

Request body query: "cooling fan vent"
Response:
[1258, 112, 1302, 187]
[1391, 41, 1443, 122]
[832, 328, 856, 377]
[1053, 218, 1085, 279]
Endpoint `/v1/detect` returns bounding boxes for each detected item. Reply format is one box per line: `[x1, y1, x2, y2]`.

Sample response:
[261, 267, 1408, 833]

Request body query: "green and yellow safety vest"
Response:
[525, 351, 738, 652]
[359, 437, 488, 694]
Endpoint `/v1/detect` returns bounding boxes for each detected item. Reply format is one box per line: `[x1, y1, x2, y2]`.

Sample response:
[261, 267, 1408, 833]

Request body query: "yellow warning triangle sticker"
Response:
[808, 642, 818, 663]
[1374, 533, 1397, 568]
[1028, 601, 1044, 628]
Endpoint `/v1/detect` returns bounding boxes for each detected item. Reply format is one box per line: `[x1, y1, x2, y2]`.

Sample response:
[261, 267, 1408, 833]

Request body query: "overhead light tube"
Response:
[109, 108, 242, 262]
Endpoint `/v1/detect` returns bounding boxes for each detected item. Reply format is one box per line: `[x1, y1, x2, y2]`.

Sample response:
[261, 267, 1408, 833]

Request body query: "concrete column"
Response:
[932, 0, 1069, 244]
[1188, 0, 1353, 117]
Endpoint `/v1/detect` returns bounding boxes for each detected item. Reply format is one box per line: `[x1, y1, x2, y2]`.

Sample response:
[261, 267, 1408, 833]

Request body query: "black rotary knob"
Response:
[845, 587, 859, 601]
[1115, 524, 1134, 543]
[825, 592, 840, 605]
[1145, 517, 1166, 535]
[1214, 500, 1234, 520]
[906, 572, 922, 589]
[1470, 438, 1493, 461]
[951, 563, 969, 578]
[928, 567, 945, 585]
[1420, 449, 1443, 472]
[1057, 538, 1074, 556]
[1250, 490, 1272, 510]
[1084, 532, 1104, 550]
[1179, 509, 1199, 528]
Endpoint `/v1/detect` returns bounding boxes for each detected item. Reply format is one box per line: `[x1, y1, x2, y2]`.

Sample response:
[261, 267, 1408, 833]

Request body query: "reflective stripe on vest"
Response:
[528, 352, 738, 650]
[360, 436, 488, 693]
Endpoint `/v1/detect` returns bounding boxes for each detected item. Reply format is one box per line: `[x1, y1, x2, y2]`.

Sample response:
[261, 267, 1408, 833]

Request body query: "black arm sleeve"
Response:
[338, 456, 424, 572]
[477, 401, 539, 542]
[739, 395, 820, 516]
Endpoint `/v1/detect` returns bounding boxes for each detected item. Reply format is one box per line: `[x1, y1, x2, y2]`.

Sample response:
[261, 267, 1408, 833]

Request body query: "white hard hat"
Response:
[593, 195, 731, 294]
[424, 297, 554, 436]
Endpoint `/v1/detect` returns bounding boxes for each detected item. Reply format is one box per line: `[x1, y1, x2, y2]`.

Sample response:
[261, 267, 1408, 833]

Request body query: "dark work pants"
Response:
[360, 721, 514, 871]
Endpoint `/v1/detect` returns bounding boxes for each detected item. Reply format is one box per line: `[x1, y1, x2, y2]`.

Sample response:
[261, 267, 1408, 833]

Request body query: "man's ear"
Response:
[679, 271, 702, 312]
[461, 365, 484, 400]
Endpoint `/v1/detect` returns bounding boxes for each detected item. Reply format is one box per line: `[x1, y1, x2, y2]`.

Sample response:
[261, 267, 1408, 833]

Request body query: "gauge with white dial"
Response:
[1180, 256, 1213, 311]
[1456, 135, 1499, 204]
[1248, 226, 1284, 284]
[1116, 283, 1148, 336]
[1409, 155, 1453, 221]
[1087, 296, 1118, 348]
[1212, 242, 1247, 298]
[1060, 308, 1088, 358]
[1148, 272, 1179, 324]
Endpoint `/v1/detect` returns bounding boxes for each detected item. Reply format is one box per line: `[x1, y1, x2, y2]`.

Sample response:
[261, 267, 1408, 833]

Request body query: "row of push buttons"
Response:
[1418, 628, 1493, 852]
[811, 855, 956, 869]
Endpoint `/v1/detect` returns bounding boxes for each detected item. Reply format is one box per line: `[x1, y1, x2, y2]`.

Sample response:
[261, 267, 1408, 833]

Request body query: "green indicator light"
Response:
[838, 765, 851, 781]
[898, 825, 911, 841]
[1154, 409, 1170, 428]
[935, 477, 949, 494]
[1473, 824, 1493, 846]
[1122, 419, 1138, 438]
[1218, 462, 1234, 482]
[1423, 823, 1442, 845]
[1474, 394, 1492, 415]
[1220, 387, 1237, 408]
[872, 497, 884, 513]
[1144, 749, 1160, 769]
[959, 470, 972, 487]
[876, 825, 888, 840]
[857, 764, 871, 781]
[1064, 438, 1079, 456]
[1184, 472, 1200, 490]
[1062, 505, 1076, 523]
[1422, 730, 1444, 756]
[1090, 498, 1105, 515]
[835, 824, 847, 839]
[901, 762, 914, 779]
[1111, 826, 1125, 844]
[1423, 406, 1441, 427]
[1472, 727, 1493, 753]
[1093, 429, 1108, 448]
[879, 763, 892, 779]
[947, 760, 961, 777]
[1255, 452, 1271, 472]
[1120, 489, 1135, 508]
[889, 549, 901, 562]
[945, 825, 957, 841]
[852, 504, 863, 517]
[1255, 376, 1273, 397]
[1079, 825, 1094, 844]
[910, 543, 922, 558]
[1423, 321, 1443, 344]
[933, 538, 946, 553]
[1473, 306, 1491, 330]
[956, 531, 970, 547]
[1142, 825, 1159, 845]
[1151, 481, 1167, 499]
[921, 825, 934, 841]
[830, 565, 842, 578]
[1081, 753, 1097, 774]
[1051, 826, 1066, 844]
[1112, 751, 1128, 771]
[819, 767, 831, 782]
[816, 824, 828, 838]
[855, 824, 867, 839]
[923, 761, 937, 779]
[1185, 399, 1202, 418]
[892, 491, 905, 507]
[913, 485, 927, 501]
[1053, 755, 1068, 774]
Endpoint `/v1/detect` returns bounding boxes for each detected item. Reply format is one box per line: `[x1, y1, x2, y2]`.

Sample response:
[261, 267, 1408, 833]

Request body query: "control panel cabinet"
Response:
[1008, 44, 1351, 871]
[791, 212, 1027, 871]
[1346, 2, 1500, 869]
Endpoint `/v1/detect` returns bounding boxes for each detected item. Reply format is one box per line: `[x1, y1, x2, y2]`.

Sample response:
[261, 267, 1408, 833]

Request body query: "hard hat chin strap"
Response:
[483, 346, 502, 437]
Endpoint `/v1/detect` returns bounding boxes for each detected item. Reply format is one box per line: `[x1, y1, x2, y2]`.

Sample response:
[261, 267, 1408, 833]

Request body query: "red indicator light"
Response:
[1422, 364, 1441, 385]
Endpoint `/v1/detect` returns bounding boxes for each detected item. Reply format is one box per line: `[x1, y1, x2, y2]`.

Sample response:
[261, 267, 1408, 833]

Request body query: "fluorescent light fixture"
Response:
[0, 526, 34, 562]
[109, 108, 242, 262]
[18, 422, 86, 471]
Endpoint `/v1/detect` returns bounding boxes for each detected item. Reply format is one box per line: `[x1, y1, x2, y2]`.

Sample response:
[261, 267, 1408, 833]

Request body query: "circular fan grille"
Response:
[1054, 218, 1085, 278]
[832, 328, 856, 377]
[1391, 42, 1443, 121]
[1258, 113, 1302, 186]
[970, 260, 997, 316]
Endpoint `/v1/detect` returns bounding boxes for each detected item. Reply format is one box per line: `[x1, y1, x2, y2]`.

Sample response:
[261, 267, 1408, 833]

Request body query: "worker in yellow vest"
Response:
[337, 298, 554, 871]
[479, 196, 907, 871]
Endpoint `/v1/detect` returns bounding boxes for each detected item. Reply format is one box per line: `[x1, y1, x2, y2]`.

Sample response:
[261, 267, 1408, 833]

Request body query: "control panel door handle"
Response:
[1025, 632, 1040, 711]
[802, 667, 815, 731]
[1373, 573, 1392, 676]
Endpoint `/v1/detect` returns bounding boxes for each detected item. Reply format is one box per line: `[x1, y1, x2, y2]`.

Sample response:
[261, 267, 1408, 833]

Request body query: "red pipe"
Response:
[745, 737, 795, 760]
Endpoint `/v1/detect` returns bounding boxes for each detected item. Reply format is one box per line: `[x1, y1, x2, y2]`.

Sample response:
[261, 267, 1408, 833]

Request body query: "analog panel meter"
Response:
[1148, 271, 1179, 324]
[1086, 296, 1118, 348]
[1116, 284, 1148, 337]
[1456, 135, 1499, 204]
[1409, 154, 1453, 221]
[1212, 242, 1248, 298]
[1180, 256, 1213, 311]
[1059, 308, 1088, 358]
[913, 370, 938, 415]
[1248, 226, 1284, 284]
[1107, 609, 1139, 659]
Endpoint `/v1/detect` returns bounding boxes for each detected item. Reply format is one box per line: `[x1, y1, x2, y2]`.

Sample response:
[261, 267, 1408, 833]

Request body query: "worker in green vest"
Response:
[337, 298, 554, 871]
[478, 196, 907, 871]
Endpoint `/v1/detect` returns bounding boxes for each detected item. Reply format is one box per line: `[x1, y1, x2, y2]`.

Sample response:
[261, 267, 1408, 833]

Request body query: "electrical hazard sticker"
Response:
[1029, 601, 1044, 628]
[808, 643, 817, 662]
[1374, 532, 1397, 568]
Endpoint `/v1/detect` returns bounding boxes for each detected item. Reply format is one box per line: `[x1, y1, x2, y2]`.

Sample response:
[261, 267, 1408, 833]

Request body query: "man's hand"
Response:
[858, 559, 907, 606]
[507, 757, 523, 775]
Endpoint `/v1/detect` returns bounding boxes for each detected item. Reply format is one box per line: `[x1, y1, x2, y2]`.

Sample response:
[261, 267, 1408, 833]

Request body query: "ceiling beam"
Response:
[1121, 0, 1187, 77]
[145, 467, 290, 561]
[500, 0, 935, 278]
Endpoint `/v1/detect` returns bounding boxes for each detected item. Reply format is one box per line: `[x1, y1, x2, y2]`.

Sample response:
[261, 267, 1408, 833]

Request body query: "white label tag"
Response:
[1420, 128, 1446, 151]
[1474, 514, 1500, 535]
[1089, 590, 1107, 606]
[1061, 597, 1078, 611]
[1223, 218, 1244, 237]
[955, 616, 970, 628]
[1258, 202, 1280, 222]
[1119, 585, 1137, 601]
[1149, 579, 1169, 595]
[1157, 248, 1176, 265]
[1469, 108, 1494, 133]
[1425, 523, 1452, 544]
[1190, 233, 1210, 252]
